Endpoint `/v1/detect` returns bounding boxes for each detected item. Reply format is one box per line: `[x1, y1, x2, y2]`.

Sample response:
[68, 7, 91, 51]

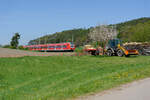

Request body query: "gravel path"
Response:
[0, 48, 75, 57]
[77, 78, 150, 100]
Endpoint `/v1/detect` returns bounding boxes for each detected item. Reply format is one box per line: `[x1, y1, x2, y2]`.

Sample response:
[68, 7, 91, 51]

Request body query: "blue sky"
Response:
[0, 0, 149, 45]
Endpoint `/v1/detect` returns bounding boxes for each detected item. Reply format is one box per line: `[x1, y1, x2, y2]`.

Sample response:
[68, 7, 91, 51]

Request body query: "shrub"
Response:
[75, 47, 83, 53]
[18, 45, 29, 50]
[3, 45, 11, 48]
[18, 46, 24, 50]
[10, 46, 16, 49]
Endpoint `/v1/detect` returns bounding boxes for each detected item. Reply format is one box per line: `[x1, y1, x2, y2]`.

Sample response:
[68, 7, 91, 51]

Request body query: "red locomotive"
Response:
[24, 42, 75, 52]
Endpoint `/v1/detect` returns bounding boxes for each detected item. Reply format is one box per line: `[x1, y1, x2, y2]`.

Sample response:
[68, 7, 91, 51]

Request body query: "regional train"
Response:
[24, 42, 75, 52]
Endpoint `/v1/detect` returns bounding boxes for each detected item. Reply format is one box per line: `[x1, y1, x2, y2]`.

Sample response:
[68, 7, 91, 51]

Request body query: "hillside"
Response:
[117, 17, 150, 42]
[28, 28, 89, 47]
[28, 17, 150, 46]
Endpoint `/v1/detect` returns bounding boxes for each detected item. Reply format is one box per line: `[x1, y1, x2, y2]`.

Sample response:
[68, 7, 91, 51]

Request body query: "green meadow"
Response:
[0, 56, 150, 100]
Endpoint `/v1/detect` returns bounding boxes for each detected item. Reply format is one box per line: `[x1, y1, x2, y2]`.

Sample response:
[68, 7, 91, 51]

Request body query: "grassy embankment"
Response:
[0, 56, 150, 100]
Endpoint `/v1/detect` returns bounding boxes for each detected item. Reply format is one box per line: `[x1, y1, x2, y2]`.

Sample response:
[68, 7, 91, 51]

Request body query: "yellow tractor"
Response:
[105, 39, 139, 57]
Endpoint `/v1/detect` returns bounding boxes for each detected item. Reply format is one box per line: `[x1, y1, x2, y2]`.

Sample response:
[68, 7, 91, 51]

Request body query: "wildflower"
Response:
[10, 88, 14, 91]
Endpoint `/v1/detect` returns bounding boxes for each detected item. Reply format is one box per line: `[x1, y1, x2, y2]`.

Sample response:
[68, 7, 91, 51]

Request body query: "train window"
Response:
[56, 45, 61, 48]
[48, 46, 55, 48]
[38, 46, 41, 49]
[63, 45, 67, 48]
[44, 46, 47, 49]
[70, 42, 74, 48]
[33, 47, 37, 49]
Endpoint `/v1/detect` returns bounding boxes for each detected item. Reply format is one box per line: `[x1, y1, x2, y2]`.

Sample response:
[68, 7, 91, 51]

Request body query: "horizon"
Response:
[0, 0, 150, 45]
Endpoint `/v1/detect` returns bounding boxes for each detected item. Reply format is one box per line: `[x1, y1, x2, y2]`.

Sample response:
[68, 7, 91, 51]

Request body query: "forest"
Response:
[28, 17, 150, 47]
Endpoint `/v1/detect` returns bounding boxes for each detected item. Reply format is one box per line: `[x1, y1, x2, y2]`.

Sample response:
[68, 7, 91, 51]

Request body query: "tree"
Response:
[89, 24, 118, 47]
[10, 33, 20, 48]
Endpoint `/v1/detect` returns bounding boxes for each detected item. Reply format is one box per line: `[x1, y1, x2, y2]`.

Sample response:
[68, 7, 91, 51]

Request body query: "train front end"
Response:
[70, 42, 76, 51]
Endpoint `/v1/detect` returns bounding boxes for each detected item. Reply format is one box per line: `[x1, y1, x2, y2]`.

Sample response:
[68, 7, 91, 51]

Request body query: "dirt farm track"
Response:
[0, 48, 75, 58]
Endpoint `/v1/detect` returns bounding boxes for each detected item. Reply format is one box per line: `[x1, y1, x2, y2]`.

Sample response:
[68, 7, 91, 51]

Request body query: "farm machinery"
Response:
[105, 39, 139, 57]
[84, 39, 139, 57]
[83, 45, 97, 55]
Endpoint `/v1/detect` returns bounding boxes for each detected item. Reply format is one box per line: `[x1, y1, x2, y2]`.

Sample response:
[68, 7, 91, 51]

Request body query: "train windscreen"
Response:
[70, 42, 74, 48]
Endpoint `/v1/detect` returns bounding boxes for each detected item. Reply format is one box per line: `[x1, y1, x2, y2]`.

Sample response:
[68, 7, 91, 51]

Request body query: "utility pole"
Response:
[38, 33, 42, 45]
[38, 37, 41, 45]
[72, 33, 74, 43]
[44, 35, 46, 44]
[44, 32, 48, 44]
[44, 32, 48, 52]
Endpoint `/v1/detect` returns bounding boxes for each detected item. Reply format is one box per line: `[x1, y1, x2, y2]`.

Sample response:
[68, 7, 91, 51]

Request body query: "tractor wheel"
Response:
[106, 50, 113, 56]
[91, 51, 96, 55]
[117, 49, 124, 57]
[125, 55, 130, 57]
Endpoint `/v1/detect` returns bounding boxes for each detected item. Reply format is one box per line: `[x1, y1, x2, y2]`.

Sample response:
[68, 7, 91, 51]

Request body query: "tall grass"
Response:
[0, 56, 150, 100]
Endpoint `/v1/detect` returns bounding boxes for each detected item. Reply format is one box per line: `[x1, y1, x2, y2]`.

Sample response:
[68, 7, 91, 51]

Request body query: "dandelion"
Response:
[10, 88, 14, 91]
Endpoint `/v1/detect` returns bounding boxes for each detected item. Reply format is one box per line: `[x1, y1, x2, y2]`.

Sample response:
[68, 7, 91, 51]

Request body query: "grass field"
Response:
[0, 56, 150, 100]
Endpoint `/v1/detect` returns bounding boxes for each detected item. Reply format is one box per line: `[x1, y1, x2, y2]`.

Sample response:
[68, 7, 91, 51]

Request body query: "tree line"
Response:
[29, 17, 150, 47]
[2, 17, 150, 49]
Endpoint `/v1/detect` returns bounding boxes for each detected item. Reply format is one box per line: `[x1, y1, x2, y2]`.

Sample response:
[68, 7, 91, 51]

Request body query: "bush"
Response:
[3, 45, 11, 48]
[2, 45, 28, 50]
[3, 45, 16, 49]
[10, 46, 16, 49]
[75, 47, 83, 53]
[18, 45, 29, 50]
[18, 46, 24, 50]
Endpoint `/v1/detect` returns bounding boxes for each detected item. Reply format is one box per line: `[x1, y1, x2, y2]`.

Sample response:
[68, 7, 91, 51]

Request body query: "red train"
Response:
[24, 42, 75, 52]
